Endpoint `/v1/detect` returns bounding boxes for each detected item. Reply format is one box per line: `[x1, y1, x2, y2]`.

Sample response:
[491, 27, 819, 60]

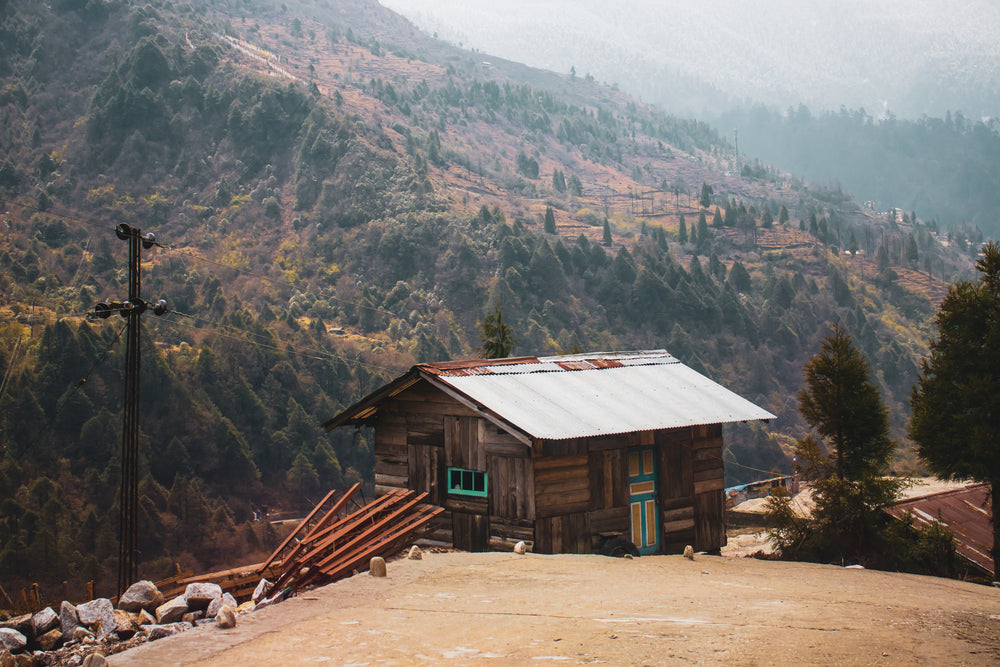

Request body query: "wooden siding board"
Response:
[658, 429, 694, 501]
[534, 512, 591, 554]
[374, 473, 407, 487]
[694, 490, 726, 551]
[406, 412, 444, 447]
[587, 435, 630, 452]
[374, 460, 407, 479]
[589, 506, 630, 535]
[452, 512, 490, 552]
[484, 429, 530, 457]
[488, 455, 534, 520]
[694, 478, 725, 494]
[534, 453, 589, 471]
[408, 443, 445, 505]
[445, 496, 489, 513]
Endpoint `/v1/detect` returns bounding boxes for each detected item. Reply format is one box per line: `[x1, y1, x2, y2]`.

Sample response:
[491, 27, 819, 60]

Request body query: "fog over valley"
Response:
[381, 0, 1000, 119]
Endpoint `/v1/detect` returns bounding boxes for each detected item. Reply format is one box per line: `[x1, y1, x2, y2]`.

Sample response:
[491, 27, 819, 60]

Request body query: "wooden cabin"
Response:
[323, 351, 774, 555]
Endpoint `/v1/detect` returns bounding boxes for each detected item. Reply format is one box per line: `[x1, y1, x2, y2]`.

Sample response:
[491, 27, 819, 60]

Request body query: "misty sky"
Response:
[380, 0, 1000, 118]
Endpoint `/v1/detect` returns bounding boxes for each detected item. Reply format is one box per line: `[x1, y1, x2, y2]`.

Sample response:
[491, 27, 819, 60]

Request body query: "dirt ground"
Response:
[107, 551, 1000, 666]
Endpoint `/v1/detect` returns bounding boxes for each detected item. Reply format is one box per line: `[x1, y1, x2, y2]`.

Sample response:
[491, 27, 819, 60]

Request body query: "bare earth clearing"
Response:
[108, 551, 1000, 666]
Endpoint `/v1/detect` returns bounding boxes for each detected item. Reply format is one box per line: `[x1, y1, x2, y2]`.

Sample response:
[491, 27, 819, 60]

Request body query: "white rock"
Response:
[60, 601, 80, 638]
[154, 596, 189, 625]
[251, 579, 270, 604]
[76, 599, 116, 639]
[216, 605, 237, 629]
[118, 580, 164, 613]
[82, 653, 109, 667]
[32, 607, 59, 637]
[206, 593, 238, 619]
[146, 623, 189, 641]
[683, 545, 695, 560]
[369, 557, 387, 577]
[514, 541, 527, 555]
[0, 628, 26, 653]
[184, 582, 223, 611]
[407, 545, 423, 560]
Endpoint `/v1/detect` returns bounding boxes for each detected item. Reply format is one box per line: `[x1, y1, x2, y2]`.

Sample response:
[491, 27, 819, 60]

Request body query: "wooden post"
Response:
[87, 580, 95, 602]
[0, 582, 15, 611]
[31, 583, 40, 610]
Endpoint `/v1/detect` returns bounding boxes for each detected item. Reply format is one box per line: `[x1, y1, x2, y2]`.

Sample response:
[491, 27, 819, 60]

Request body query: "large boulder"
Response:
[154, 596, 188, 625]
[0, 629, 26, 653]
[184, 583, 222, 611]
[76, 599, 116, 640]
[206, 593, 238, 619]
[31, 608, 58, 638]
[59, 601, 80, 639]
[118, 581, 164, 614]
[82, 654, 109, 667]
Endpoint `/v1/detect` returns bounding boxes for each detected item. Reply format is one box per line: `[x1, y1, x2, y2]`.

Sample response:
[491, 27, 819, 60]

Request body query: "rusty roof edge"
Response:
[419, 370, 535, 447]
[419, 356, 541, 373]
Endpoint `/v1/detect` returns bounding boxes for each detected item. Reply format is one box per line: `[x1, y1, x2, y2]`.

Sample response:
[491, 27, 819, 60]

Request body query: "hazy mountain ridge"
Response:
[382, 0, 1000, 119]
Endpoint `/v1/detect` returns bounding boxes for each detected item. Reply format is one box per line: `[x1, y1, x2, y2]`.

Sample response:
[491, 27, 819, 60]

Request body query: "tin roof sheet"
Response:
[887, 484, 994, 575]
[425, 350, 775, 440]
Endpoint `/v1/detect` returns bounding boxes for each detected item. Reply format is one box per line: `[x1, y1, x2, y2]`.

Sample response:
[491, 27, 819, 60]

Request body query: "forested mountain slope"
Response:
[0, 0, 977, 596]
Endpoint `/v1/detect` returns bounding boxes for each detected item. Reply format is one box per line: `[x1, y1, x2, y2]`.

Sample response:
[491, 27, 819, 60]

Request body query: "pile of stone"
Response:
[0, 577, 278, 666]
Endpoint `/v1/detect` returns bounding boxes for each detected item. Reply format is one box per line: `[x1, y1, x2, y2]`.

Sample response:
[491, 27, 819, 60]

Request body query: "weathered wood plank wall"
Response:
[370, 380, 727, 556]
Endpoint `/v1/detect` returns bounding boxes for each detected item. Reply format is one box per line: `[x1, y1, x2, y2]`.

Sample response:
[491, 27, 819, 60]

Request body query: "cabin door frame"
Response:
[628, 446, 660, 555]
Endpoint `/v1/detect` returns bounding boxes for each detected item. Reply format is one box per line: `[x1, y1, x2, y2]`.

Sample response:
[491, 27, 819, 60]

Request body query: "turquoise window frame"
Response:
[447, 467, 488, 498]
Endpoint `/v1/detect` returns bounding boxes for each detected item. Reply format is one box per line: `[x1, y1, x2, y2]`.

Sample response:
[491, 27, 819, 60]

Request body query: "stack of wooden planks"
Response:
[256, 484, 443, 597]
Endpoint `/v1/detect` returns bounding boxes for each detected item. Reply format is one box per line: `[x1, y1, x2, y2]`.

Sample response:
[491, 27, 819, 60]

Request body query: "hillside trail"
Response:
[109, 551, 1000, 666]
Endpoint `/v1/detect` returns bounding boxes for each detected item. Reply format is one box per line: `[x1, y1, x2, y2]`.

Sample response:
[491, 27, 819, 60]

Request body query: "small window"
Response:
[447, 467, 488, 498]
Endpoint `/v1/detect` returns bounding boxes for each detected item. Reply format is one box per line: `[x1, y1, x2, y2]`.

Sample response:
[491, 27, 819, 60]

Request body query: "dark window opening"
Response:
[447, 467, 488, 497]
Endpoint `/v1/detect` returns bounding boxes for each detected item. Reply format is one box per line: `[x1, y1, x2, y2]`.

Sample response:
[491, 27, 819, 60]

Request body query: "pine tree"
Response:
[699, 182, 713, 208]
[602, 219, 612, 247]
[910, 241, 1000, 570]
[552, 169, 566, 193]
[769, 323, 902, 565]
[544, 206, 556, 234]
[677, 215, 688, 243]
[479, 301, 517, 359]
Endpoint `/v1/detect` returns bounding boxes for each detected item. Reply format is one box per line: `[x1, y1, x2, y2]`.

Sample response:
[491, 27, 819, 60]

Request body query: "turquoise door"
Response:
[628, 447, 659, 555]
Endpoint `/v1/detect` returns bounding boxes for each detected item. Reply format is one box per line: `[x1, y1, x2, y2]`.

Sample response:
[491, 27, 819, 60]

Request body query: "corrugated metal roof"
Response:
[420, 350, 775, 440]
[887, 484, 994, 575]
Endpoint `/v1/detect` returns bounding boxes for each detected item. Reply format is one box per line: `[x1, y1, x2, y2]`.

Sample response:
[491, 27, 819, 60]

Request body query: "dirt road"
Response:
[108, 551, 1000, 666]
